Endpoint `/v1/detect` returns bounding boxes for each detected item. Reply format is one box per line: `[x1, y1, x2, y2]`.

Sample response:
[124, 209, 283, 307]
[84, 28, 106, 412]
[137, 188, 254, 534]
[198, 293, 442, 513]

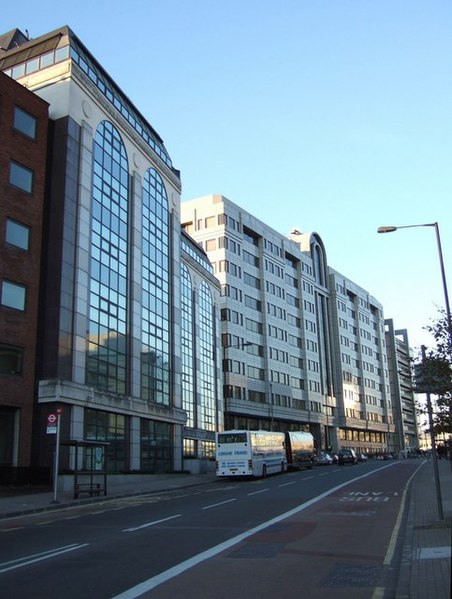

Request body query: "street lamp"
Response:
[322, 403, 330, 452]
[377, 222, 452, 351]
[378, 221, 450, 520]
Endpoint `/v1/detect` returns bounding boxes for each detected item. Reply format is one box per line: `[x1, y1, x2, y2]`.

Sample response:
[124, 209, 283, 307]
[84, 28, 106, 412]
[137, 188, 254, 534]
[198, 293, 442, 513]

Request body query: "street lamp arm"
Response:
[377, 220, 452, 358]
[377, 223, 437, 234]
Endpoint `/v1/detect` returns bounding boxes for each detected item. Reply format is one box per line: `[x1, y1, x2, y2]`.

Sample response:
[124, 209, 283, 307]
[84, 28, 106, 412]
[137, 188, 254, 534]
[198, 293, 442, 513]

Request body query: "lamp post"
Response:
[378, 222, 450, 519]
[322, 402, 330, 452]
[377, 222, 452, 352]
[420, 345, 444, 520]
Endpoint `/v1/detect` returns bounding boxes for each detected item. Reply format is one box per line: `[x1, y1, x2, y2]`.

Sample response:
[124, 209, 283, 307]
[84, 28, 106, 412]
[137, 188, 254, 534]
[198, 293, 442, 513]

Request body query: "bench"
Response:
[74, 482, 105, 499]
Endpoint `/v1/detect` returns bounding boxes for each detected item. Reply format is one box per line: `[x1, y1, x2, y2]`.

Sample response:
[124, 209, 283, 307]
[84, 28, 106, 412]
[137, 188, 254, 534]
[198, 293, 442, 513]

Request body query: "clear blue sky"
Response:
[3, 1, 451, 352]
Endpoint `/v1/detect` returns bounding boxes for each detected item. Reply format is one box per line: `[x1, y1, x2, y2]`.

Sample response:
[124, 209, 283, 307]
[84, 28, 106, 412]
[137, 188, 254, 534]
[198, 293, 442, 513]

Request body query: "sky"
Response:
[3, 0, 451, 354]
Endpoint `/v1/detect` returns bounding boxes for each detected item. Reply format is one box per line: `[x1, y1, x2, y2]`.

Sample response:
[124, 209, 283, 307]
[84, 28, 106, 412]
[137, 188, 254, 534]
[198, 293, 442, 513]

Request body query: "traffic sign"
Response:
[47, 413, 58, 434]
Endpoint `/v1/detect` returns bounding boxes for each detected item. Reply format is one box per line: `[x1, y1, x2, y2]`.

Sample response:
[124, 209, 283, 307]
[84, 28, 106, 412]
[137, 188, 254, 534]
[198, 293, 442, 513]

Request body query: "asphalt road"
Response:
[0, 460, 421, 599]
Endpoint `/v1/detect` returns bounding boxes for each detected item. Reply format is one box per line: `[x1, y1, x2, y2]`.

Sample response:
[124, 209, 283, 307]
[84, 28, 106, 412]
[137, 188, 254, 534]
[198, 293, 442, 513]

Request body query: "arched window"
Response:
[141, 168, 170, 404]
[314, 245, 325, 286]
[181, 264, 194, 426]
[198, 282, 216, 431]
[86, 121, 129, 394]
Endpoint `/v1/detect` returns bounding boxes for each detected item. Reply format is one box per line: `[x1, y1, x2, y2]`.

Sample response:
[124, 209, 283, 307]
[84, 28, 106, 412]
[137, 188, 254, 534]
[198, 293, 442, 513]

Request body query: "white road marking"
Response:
[113, 463, 397, 599]
[247, 488, 270, 497]
[383, 461, 425, 565]
[123, 514, 181, 532]
[202, 498, 237, 510]
[278, 481, 296, 488]
[0, 543, 89, 574]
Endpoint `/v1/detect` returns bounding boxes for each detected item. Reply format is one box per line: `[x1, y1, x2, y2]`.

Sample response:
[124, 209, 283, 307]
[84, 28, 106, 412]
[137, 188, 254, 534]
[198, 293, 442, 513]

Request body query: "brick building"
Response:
[0, 69, 49, 481]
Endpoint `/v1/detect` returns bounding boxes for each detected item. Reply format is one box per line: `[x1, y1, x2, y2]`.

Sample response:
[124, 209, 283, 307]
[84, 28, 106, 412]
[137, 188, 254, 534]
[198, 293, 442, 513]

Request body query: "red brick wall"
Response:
[0, 71, 49, 468]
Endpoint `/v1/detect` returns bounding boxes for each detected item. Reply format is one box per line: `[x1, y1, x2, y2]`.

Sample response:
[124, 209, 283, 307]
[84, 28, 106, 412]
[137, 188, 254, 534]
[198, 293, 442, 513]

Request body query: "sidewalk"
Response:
[395, 458, 452, 599]
[0, 460, 451, 598]
[0, 471, 217, 519]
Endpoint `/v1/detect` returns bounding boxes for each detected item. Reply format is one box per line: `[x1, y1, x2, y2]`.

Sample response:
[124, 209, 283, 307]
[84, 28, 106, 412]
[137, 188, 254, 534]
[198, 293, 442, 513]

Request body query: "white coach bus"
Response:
[284, 431, 315, 470]
[215, 430, 287, 478]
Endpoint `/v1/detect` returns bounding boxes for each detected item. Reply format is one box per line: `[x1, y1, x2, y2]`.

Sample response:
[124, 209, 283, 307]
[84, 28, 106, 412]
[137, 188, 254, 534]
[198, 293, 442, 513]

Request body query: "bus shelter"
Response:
[62, 440, 110, 499]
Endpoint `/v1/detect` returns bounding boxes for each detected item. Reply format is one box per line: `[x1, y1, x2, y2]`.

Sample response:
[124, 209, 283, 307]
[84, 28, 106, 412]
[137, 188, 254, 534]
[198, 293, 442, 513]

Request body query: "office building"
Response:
[385, 319, 418, 453]
[329, 270, 394, 453]
[0, 27, 220, 479]
[182, 194, 400, 455]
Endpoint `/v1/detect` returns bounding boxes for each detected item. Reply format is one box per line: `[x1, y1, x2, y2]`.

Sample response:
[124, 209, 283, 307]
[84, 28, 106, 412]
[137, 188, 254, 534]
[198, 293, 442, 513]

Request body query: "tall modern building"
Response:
[328, 270, 394, 453]
[385, 319, 418, 453]
[182, 194, 401, 455]
[0, 26, 221, 480]
[180, 230, 222, 470]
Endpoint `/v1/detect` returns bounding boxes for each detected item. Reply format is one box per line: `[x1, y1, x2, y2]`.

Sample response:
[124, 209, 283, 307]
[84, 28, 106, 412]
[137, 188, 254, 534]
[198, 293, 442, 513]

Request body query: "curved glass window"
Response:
[87, 121, 129, 394]
[181, 264, 194, 426]
[198, 282, 216, 431]
[141, 168, 170, 404]
[314, 245, 325, 286]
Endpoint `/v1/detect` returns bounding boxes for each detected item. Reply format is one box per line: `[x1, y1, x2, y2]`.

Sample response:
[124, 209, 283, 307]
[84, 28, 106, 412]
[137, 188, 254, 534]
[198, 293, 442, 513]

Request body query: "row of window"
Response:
[1, 104, 39, 316]
[199, 223, 318, 285]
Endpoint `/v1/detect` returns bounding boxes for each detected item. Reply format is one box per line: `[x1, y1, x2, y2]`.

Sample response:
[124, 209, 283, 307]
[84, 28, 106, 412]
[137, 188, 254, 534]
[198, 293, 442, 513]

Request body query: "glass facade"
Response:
[181, 264, 194, 427]
[86, 121, 129, 394]
[198, 282, 216, 431]
[69, 41, 172, 168]
[85, 408, 126, 473]
[141, 168, 170, 404]
[140, 419, 173, 473]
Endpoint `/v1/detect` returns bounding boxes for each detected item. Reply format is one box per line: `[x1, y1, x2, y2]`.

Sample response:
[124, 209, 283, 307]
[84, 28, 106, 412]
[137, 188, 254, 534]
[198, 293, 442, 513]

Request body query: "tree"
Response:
[414, 309, 452, 438]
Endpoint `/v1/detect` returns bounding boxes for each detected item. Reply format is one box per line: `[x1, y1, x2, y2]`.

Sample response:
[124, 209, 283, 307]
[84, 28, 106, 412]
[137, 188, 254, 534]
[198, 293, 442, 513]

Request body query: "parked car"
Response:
[315, 452, 333, 466]
[357, 452, 368, 462]
[338, 449, 358, 465]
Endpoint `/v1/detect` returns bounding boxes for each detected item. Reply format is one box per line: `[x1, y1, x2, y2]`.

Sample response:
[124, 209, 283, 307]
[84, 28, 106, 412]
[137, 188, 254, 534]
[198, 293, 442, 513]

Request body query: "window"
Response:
[13, 107, 37, 139]
[243, 272, 260, 289]
[9, 161, 33, 193]
[181, 264, 194, 427]
[5, 219, 30, 250]
[85, 408, 127, 473]
[1, 281, 26, 311]
[0, 345, 23, 375]
[140, 167, 170, 404]
[248, 365, 265, 380]
[244, 295, 261, 311]
[87, 121, 129, 395]
[141, 419, 173, 473]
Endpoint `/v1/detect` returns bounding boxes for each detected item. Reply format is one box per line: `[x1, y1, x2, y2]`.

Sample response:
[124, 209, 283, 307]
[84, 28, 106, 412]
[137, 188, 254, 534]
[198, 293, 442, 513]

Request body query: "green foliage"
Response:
[414, 309, 452, 437]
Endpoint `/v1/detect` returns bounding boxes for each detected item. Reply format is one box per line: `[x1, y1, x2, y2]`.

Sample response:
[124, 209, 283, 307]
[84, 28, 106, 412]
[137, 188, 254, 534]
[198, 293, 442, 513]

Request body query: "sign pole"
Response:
[52, 409, 62, 504]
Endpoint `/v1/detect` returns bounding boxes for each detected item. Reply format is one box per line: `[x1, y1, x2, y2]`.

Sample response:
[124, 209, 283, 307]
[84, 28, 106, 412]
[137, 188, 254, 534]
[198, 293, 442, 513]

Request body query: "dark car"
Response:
[338, 449, 358, 465]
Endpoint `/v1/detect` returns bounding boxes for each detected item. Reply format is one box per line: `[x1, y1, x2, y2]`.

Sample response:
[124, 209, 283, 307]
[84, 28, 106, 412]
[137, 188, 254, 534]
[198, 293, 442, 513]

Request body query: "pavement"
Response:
[0, 459, 451, 598]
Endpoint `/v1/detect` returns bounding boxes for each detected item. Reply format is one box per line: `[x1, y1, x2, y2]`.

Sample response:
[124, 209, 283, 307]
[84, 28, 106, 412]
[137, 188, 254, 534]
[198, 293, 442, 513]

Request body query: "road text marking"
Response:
[113, 464, 396, 599]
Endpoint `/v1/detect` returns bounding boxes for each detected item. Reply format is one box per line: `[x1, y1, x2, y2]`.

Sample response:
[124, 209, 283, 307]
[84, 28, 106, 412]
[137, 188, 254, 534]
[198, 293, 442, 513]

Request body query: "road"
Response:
[0, 460, 423, 598]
